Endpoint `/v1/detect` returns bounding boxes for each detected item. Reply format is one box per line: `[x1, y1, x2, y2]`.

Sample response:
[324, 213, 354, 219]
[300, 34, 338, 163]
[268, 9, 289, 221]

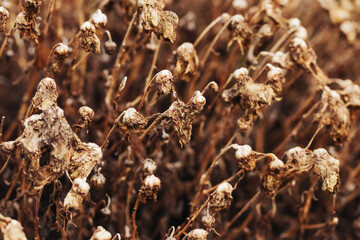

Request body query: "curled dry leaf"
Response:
[139, 0, 179, 43]
[312, 148, 340, 193]
[166, 91, 206, 146]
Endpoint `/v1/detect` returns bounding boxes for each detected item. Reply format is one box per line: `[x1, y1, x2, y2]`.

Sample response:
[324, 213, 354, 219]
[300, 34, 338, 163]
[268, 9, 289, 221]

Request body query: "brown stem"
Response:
[0, 154, 11, 176]
[0, 24, 15, 59]
[131, 197, 140, 240]
[106, 11, 138, 109]
[222, 191, 262, 234]
[200, 19, 231, 68]
[34, 187, 44, 240]
[174, 197, 211, 239]
[194, 15, 224, 47]
[138, 38, 162, 111]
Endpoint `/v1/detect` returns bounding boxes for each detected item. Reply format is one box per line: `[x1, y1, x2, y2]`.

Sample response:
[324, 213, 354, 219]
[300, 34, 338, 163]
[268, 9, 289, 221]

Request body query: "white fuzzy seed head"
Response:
[54, 43, 69, 56]
[233, 67, 249, 80]
[233, 144, 252, 160]
[288, 18, 301, 28]
[232, 0, 248, 10]
[187, 229, 209, 240]
[144, 174, 161, 189]
[90, 226, 112, 240]
[266, 64, 283, 80]
[80, 21, 96, 33]
[143, 158, 157, 175]
[79, 106, 95, 122]
[190, 91, 206, 111]
[122, 108, 139, 124]
[90, 9, 108, 28]
[269, 155, 284, 171]
[291, 37, 308, 49]
[73, 177, 90, 196]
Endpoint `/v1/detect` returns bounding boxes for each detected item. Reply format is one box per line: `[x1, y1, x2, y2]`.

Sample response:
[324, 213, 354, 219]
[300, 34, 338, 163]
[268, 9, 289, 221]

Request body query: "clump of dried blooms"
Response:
[0, 6, 9, 32]
[79, 21, 101, 54]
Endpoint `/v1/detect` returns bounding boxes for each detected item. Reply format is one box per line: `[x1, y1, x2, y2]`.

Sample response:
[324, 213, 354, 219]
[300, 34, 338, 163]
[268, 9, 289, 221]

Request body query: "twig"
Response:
[131, 197, 140, 240]
[34, 187, 44, 240]
[137, 38, 162, 111]
[174, 197, 211, 239]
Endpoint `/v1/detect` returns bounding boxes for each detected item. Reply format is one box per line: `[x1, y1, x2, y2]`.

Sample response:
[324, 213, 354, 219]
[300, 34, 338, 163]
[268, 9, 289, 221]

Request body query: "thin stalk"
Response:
[138, 38, 162, 111]
[193, 15, 224, 47]
[131, 197, 140, 240]
[0, 24, 15, 59]
[106, 11, 138, 108]
[0, 154, 11, 176]
[222, 191, 262, 234]
[174, 197, 210, 239]
[101, 112, 124, 149]
[0, 116, 5, 141]
[200, 19, 231, 68]
[34, 187, 44, 240]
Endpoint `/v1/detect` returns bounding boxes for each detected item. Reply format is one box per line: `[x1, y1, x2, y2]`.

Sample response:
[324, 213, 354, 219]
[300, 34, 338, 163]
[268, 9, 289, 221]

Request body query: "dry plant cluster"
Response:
[0, 0, 360, 239]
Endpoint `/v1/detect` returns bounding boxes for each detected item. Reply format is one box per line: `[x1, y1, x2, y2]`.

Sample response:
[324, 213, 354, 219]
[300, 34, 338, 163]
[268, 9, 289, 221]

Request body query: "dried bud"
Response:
[189, 91, 206, 112]
[32, 77, 58, 111]
[265, 63, 285, 93]
[64, 177, 90, 210]
[233, 67, 250, 82]
[121, 108, 147, 129]
[104, 40, 117, 55]
[47, 43, 69, 75]
[268, 154, 284, 171]
[174, 42, 199, 81]
[202, 214, 215, 229]
[232, 144, 256, 171]
[142, 158, 157, 175]
[81, 21, 96, 34]
[271, 51, 294, 69]
[314, 87, 350, 143]
[152, 69, 174, 97]
[24, 0, 41, 16]
[90, 9, 108, 29]
[90, 226, 112, 240]
[340, 21, 357, 43]
[232, 0, 248, 10]
[79, 106, 95, 123]
[15, 11, 40, 45]
[289, 37, 317, 70]
[312, 148, 340, 192]
[187, 229, 208, 240]
[0, 6, 9, 32]
[228, 15, 252, 51]
[0, 141, 15, 153]
[282, 147, 312, 177]
[209, 182, 233, 211]
[54, 43, 69, 56]
[0, 214, 27, 240]
[80, 21, 100, 54]
[90, 170, 106, 188]
[138, 174, 161, 203]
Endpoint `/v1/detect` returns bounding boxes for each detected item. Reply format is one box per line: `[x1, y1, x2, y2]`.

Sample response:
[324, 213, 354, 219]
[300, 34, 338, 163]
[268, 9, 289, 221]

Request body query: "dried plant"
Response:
[0, 0, 360, 239]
